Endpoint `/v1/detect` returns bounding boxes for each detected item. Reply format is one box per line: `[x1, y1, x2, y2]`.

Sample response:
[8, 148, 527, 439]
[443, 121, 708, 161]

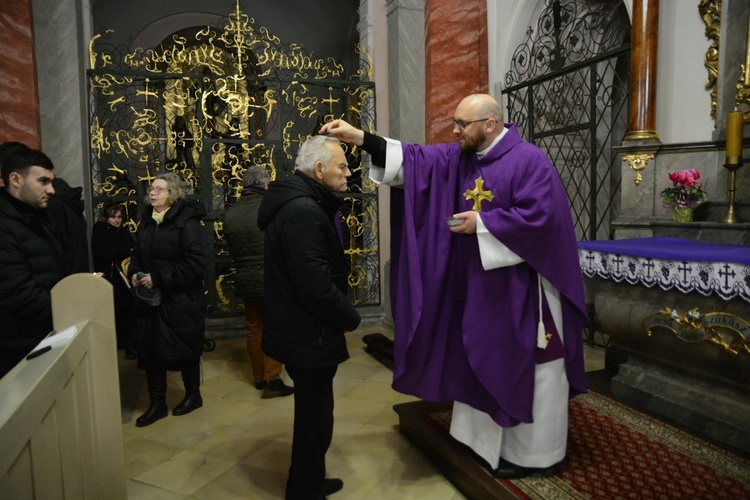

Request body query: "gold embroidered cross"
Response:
[546, 332, 553, 346]
[464, 177, 494, 211]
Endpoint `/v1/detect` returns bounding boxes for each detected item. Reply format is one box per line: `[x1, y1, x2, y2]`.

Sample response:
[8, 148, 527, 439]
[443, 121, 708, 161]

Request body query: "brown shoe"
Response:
[261, 379, 294, 399]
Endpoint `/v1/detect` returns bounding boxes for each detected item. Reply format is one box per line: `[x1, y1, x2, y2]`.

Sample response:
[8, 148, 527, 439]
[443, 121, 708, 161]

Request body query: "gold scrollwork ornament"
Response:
[643, 306, 750, 357]
[622, 152, 655, 186]
[698, 0, 721, 120]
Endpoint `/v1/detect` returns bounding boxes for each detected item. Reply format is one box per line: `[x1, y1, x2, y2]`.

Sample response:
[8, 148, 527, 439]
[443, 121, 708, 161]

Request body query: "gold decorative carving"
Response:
[699, 0, 721, 120]
[738, 65, 750, 120]
[621, 152, 655, 186]
[736, 7, 750, 121]
[643, 306, 750, 357]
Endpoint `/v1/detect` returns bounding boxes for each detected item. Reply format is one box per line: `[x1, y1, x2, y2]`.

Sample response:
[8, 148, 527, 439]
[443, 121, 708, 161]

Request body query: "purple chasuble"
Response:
[389, 124, 587, 427]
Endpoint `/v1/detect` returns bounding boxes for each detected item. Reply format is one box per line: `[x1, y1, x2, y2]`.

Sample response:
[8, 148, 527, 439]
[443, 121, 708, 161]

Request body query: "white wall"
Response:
[656, 0, 716, 143]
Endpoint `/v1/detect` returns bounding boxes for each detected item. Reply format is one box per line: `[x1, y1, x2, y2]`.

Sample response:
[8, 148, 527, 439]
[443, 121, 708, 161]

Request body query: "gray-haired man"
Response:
[258, 136, 361, 499]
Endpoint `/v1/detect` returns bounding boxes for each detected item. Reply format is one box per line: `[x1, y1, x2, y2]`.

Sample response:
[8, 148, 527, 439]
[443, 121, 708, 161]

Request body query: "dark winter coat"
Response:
[223, 186, 265, 298]
[91, 220, 134, 314]
[0, 190, 68, 377]
[129, 199, 207, 367]
[257, 171, 361, 369]
[49, 177, 90, 273]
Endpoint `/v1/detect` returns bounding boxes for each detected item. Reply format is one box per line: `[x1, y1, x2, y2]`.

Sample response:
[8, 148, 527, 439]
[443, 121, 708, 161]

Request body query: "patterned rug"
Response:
[427, 392, 750, 499]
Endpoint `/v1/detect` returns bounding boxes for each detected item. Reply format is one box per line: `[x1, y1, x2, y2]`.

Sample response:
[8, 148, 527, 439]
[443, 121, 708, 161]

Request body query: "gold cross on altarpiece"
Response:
[464, 177, 494, 211]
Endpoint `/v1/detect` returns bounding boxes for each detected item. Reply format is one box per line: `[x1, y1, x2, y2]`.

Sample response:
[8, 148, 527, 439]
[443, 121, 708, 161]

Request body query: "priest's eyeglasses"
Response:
[453, 118, 491, 131]
[147, 186, 171, 194]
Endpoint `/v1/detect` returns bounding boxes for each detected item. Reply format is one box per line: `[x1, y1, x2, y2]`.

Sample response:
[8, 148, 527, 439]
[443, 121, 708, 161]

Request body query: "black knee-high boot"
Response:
[173, 359, 202, 416]
[136, 363, 168, 427]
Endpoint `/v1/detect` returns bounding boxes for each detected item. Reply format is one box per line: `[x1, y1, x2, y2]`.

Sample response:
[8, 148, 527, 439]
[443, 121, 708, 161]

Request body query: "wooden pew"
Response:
[0, 273, 127, 499]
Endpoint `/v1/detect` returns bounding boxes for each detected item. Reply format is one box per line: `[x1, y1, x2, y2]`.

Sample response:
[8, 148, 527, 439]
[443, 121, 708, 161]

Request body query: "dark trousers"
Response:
[284, 364, 338, 500]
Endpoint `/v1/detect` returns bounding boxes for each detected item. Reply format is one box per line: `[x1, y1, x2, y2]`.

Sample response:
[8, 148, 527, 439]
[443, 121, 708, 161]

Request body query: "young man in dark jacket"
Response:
[258, 135, 361, 499]
[224, 165, 294, 398]
[0, 143, 67, 378]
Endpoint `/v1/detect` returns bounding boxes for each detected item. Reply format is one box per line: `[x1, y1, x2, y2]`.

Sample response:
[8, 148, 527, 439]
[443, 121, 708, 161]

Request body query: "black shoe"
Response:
[135, 402, 168, 427]
[492, 458, 552, 479]
[172, 393, 203, 416]
[124, 349, 138, 360]
[255, 381, 266, 390]
[323, 478, 343, 496]
[261, 379, 294, 399]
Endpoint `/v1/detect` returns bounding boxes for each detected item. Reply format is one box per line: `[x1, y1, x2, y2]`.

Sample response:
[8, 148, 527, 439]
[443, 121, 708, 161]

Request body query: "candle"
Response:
[726, 110, 744, 164]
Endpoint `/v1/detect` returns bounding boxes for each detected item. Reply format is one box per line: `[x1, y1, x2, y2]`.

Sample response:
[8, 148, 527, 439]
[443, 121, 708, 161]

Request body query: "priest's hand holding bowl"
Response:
[448, 210, 477, 234]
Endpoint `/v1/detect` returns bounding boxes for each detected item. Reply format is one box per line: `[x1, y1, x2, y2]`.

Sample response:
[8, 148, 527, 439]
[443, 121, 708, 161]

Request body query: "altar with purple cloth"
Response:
[578, 237, 750, 303]
[578, 237, 750, 454]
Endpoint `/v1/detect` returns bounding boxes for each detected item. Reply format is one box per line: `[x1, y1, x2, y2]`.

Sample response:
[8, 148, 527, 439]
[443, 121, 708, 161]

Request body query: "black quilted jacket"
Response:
[257, 172, 361, 368]
[0, 190, 67, 375]
[129, 199, 207, 365]
[223, 186, 265, 299]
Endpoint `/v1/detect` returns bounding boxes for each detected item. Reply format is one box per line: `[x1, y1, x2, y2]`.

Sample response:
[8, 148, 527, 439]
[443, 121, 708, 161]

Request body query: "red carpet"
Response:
[427, 392, 750, 499]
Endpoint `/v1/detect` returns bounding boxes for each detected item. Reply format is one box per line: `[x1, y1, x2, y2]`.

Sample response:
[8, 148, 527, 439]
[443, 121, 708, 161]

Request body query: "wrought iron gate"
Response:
[502, 0, 631, 346]
[86, 7, 379, 316]
[502, 0, 631, 242]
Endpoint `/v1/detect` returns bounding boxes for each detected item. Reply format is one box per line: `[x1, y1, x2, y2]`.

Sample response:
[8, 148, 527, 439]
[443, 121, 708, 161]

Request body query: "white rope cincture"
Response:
[537, 273, 547, 348]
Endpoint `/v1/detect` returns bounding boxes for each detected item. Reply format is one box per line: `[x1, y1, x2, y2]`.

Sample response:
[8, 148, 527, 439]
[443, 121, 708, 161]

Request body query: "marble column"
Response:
[0, 0, 41, 148]
[424, 0, 487, 144]
[624, 0, 660, 141]
[31, 0, 89, 189]
[387, 0, 425, 143]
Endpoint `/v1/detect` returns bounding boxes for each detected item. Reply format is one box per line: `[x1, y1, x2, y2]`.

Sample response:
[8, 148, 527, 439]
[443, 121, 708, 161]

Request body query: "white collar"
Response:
[476, 126, 509, 158]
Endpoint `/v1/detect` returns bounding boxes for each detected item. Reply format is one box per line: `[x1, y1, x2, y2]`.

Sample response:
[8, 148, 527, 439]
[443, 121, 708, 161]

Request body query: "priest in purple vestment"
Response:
[321, 94, 587, 479]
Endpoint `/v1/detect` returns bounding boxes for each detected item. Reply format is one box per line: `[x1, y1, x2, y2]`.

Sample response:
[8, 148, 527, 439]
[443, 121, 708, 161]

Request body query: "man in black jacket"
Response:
[258, 135, 361, 499]
[0, 143, 67, 378]
[224, 165, 294, 398]
[49, 176, 89, 274]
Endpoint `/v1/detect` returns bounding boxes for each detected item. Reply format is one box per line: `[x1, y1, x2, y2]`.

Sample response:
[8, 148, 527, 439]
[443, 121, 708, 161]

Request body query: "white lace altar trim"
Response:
[578, 249, 750, 303]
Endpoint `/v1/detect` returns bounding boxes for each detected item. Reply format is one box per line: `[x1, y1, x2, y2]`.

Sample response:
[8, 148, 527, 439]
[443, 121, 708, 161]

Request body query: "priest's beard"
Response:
[459, 129, 487, 154]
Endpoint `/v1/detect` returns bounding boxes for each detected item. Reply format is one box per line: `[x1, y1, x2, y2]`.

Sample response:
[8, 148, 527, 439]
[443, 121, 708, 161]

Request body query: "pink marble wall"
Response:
[0, 0, 40, 148]
[425, 0, 488, 145]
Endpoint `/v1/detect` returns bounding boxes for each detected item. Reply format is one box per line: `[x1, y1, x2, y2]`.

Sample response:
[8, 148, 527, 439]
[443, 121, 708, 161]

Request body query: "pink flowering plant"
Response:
[660, 169, 707, 209]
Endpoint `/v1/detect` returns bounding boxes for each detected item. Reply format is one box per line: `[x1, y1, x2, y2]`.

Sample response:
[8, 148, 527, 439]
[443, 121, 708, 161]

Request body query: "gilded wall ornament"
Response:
[699, 0, 721, 120]
[737, 11, 750, 121]
[621, 152, 655, 186]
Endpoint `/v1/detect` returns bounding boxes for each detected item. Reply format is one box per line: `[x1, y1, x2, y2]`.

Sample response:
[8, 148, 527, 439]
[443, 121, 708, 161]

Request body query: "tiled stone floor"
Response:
[120, 325, 606, 499]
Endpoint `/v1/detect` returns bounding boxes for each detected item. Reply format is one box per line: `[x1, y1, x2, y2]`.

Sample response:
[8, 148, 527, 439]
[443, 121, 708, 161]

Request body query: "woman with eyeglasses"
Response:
[129, 172, 207, 427]
[91, 201, 135, 357]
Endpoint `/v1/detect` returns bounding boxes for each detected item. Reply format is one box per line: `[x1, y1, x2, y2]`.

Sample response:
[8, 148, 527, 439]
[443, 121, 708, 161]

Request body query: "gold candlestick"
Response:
[722, 110, 744, 223]
[721, 162, 741, 223]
